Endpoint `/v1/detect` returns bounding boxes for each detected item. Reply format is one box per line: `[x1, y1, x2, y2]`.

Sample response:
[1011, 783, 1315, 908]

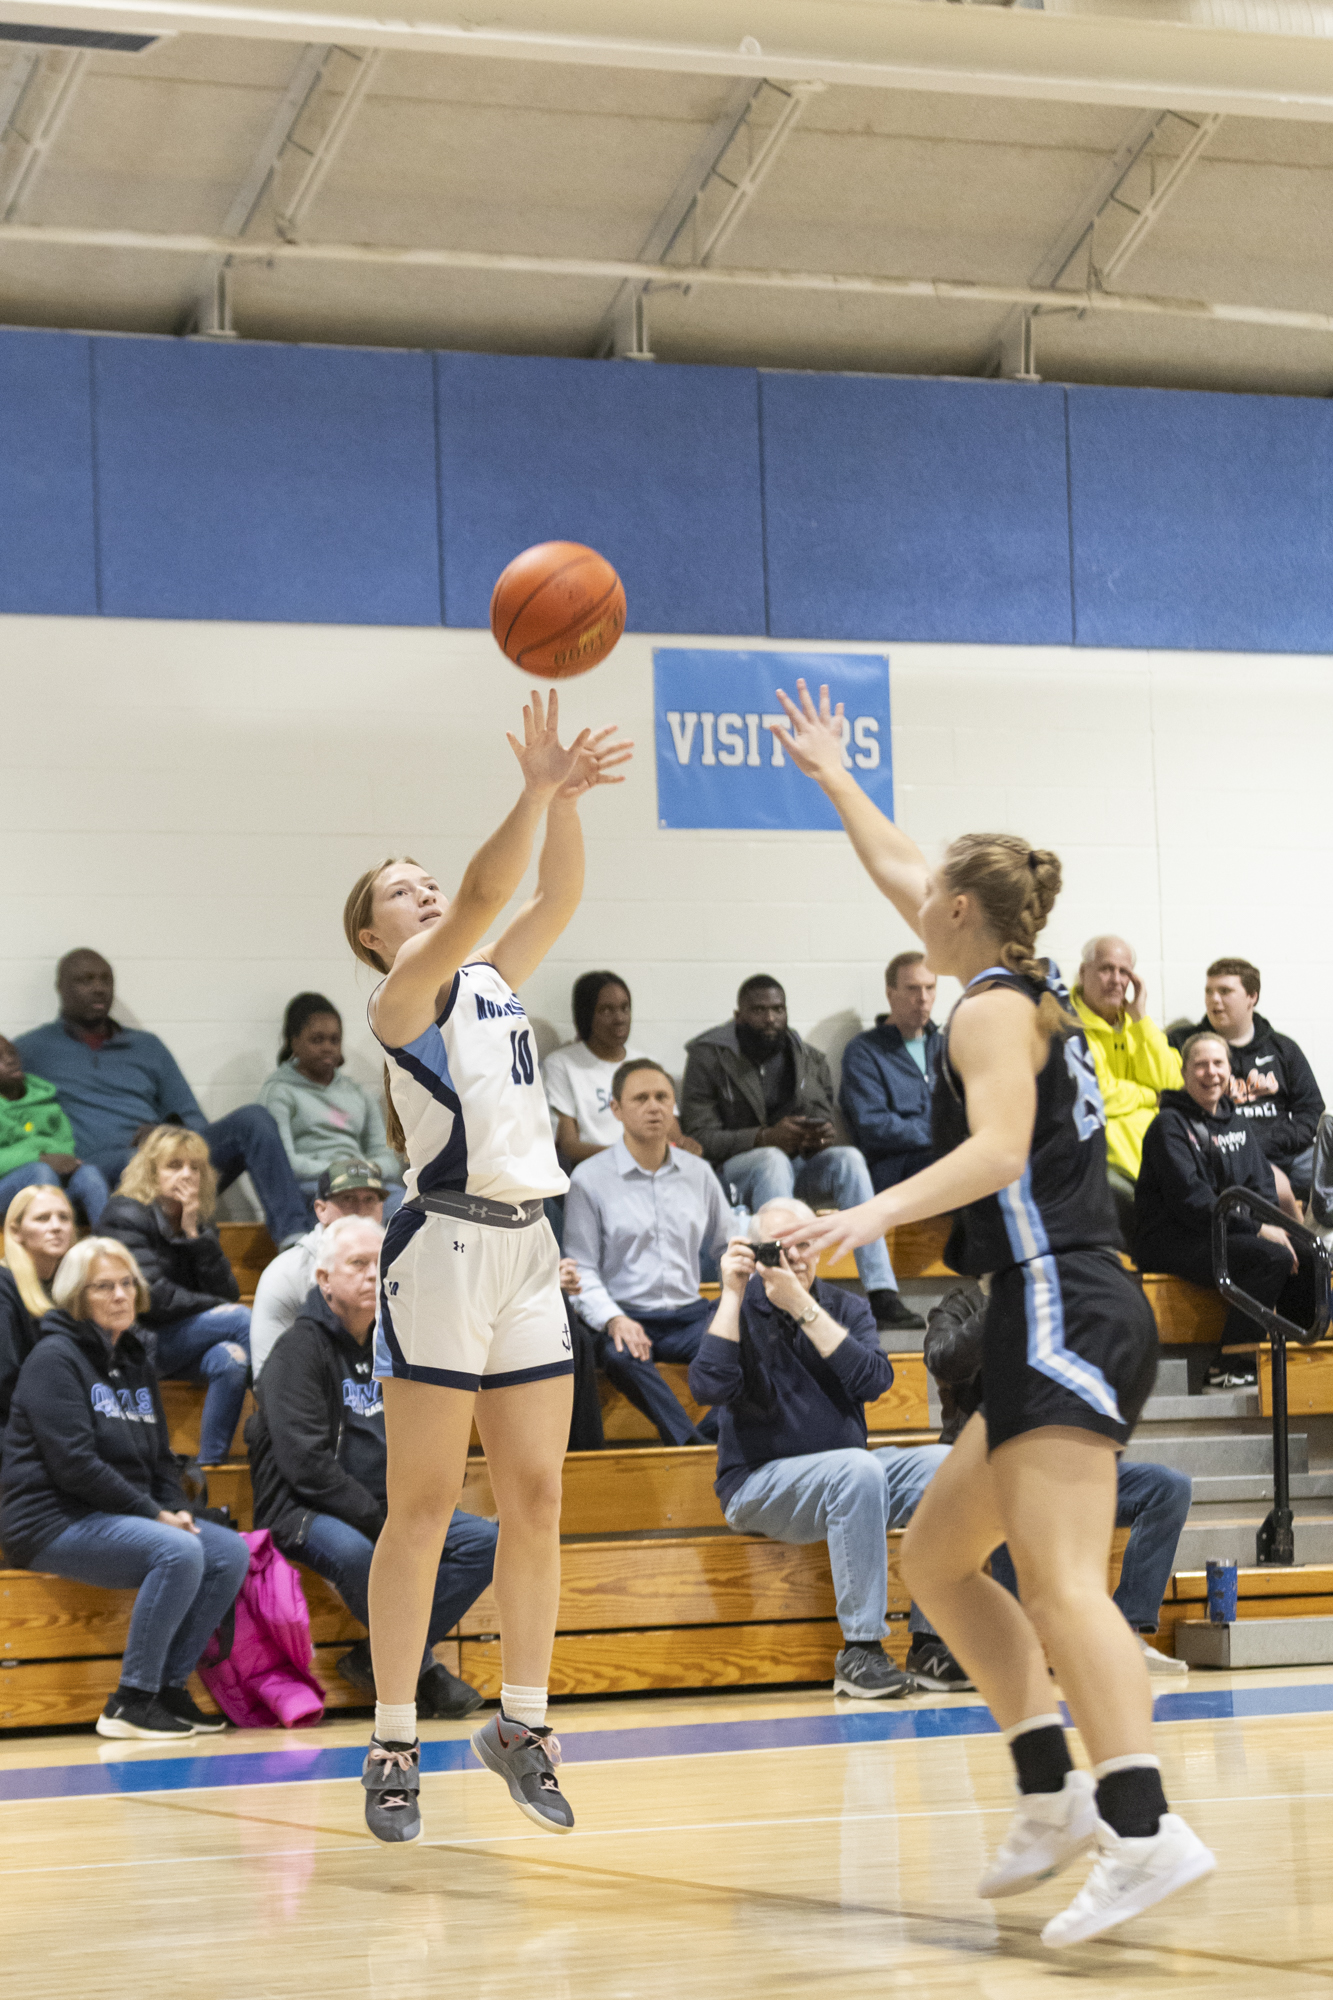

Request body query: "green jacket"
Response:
[258, 1059, 403, 1185]
[0, 1075, 77, 1177]
[1071, 988, 1182, 1182]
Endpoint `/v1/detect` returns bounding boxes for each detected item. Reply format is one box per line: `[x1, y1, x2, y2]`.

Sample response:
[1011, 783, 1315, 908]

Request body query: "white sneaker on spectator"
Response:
[1041, 1814, 1215, 1947]
[978, 1770, 1097, 1899]
[1139, 1634, 1188, 1676]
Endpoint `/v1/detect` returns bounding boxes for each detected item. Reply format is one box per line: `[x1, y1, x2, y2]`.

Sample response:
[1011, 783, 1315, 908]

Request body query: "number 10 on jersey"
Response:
[509, 1028, 535, 1086]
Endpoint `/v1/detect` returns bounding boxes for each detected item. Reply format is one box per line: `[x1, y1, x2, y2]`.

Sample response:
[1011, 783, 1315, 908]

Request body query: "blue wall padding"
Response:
[1068, 385, 1333, 652]
[0, 330, 98, 616]
[759, 373, 1074, 645]
[435, 353, 767, 634]
[93, 338, 442, 625]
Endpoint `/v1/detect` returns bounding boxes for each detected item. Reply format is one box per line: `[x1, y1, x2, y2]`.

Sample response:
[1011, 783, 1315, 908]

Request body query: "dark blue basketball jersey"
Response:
[932, 962, 1120, 1278]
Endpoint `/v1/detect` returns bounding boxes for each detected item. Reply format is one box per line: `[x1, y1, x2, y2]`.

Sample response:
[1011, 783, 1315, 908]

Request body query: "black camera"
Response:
[755, 1240, 783, 1268]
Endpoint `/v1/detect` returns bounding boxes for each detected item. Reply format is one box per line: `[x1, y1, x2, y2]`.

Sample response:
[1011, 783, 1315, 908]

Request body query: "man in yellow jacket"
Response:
[1072, 936, 1183, 1237]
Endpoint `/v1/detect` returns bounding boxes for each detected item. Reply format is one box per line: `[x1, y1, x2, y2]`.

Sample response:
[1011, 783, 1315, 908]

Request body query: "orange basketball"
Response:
[489, 541, 626, 679]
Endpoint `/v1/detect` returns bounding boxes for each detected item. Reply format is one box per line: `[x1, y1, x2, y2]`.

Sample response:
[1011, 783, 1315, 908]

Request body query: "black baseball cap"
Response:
[316, 1157, 387, 1200]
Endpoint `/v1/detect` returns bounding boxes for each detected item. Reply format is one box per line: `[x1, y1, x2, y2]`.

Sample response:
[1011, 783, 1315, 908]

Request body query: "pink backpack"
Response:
[198, 1529, 326, 1729]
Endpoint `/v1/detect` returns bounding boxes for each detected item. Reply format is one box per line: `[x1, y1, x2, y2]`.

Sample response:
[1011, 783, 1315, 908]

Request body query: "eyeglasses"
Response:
[87, 1278, 136, 1298]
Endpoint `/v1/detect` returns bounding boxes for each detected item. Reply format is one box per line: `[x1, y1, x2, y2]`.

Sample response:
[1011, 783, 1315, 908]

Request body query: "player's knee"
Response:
[505, 1465, 564, 1535]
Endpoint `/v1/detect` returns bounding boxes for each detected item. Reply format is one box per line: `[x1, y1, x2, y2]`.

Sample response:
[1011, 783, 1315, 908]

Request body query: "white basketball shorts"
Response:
[373, 1204, 572, 1390]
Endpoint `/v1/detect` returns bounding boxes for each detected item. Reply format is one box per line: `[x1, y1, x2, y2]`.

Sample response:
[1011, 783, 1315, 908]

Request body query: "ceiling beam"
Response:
[6, 0, 1333, 122]
[10, 216, 1333, 343]
[0, 45, 88, 221]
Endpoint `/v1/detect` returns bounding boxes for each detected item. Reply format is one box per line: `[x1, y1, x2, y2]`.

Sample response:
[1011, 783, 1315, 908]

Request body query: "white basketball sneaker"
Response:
[978, 1770, 1098, 1899]
[1041, 1814, 1216, 1948]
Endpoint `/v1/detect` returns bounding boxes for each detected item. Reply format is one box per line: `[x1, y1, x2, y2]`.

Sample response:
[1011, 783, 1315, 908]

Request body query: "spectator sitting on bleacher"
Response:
[1169, 957, 1324, 1216]
[259, 993, 405, 1219]
[923, 1288, 1191, 1677]
[542, 969, 700, 1167]
[247, 1216, 495, 1718]
[15, 950, 311, 1250]
[0, 1184, 75, 1463]
[838, 952, 940, 1193]
[1071, 936, 1182, 1239]
[249, 1157, 387, 1382]
[0, 1235, 251, 1741]
[565, 1059, 729, 1447]
[689, 1198, 968, 1699]
[559, 1255, 606, 1453]
[1136, 1032, 1317, 1389]
[0, 1034, 109, 1225]
[101, 1127, 251, 1465]
[682, 975, 921, 1332]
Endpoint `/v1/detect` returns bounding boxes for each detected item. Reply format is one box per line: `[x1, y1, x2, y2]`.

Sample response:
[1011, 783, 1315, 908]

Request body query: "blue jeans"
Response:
[989, 1458, 1193, 1634]
[725, 1443, 950, 1641]
[37, 1513, 250, 1691]
[89, 1105, 311, 1247]
[600, 1298, 719, 1447]
[297, 1179, 406, 1222]
[723, 1147, 896, 1292]
[0, 1157, 110, 1225]
[299, 1508, 497, 1671]
[154, 1304, 251, 1464]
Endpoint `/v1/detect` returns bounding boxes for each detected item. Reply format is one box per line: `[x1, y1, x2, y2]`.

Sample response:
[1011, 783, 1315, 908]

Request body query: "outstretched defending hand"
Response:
[507, 688, 593, 799]
[557, 722, 634, 802]
[767, 678, 848, 785]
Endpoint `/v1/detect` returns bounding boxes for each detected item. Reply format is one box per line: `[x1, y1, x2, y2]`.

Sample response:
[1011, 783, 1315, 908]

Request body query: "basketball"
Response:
[490, 540, 626, 679]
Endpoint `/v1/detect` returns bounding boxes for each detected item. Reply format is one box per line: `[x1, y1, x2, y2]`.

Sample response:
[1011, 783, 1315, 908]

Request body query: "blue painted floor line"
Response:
[3, 1681, 1332, 1805]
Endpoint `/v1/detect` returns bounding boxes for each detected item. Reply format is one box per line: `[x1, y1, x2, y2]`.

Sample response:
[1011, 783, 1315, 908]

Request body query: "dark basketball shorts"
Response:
[982, 1246, 1159, 1453]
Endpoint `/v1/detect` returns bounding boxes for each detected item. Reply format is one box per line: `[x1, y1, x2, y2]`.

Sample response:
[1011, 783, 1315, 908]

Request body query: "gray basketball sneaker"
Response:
[361, 1736, 421, 1843]
[471, 1712, 574, 1833]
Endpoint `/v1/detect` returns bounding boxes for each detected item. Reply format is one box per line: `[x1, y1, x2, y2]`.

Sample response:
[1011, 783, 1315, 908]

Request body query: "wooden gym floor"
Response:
[4, 1673, 1333, 1997]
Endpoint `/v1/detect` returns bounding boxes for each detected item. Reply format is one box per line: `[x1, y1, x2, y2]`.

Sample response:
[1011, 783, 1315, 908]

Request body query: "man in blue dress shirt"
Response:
[564, 1059, 731, 1446]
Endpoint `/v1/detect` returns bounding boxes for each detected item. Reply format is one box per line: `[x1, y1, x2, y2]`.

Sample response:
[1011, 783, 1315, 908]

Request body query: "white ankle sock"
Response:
[1093, 1753, 1161, 1779]
[1003, 1712, 1065, 1746]
[375, 1700, 417, 1745]
[500, 1683, 548, 1731]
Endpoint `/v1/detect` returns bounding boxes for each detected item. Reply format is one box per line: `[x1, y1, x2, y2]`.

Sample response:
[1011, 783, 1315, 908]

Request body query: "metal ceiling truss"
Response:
[0, 43, 88, 221]
[995, 106, 1223, 380]
[187, 38, 379, 336]
[594, 74, 822, 359]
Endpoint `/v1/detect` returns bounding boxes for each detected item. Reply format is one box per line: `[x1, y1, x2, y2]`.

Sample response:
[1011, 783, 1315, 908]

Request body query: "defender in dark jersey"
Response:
[767, 680, 1213, 1951]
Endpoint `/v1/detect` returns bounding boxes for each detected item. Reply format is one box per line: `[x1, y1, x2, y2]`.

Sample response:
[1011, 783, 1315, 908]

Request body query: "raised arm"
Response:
[774, 988, 1043, 1261]
[768, 679, 929, 934]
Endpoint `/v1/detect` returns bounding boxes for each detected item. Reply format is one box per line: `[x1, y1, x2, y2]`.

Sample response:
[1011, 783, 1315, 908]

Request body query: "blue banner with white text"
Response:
[652, 649, 893, 831]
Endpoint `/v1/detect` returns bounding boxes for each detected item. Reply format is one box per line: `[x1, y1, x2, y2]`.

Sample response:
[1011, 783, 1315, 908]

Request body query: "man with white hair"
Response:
[246, 1214, 498, 1718]
[1072, 935, 1182, 1235]
[249, 1157, 388, 1381]
[689, 1196, 968, 1699]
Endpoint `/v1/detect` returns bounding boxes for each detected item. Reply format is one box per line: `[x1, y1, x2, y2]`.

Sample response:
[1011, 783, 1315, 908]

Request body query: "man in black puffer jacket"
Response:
[1135, 1031, 1317, 1376]
[247, 1215, 496, 1718]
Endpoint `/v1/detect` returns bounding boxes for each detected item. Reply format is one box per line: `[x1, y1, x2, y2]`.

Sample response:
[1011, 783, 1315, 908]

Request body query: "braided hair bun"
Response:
[941, 834, 1072, 1034]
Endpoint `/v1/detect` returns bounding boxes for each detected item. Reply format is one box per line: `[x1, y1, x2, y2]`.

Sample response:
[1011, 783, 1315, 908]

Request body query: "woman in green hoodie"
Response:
[259, 996, 405, 1219]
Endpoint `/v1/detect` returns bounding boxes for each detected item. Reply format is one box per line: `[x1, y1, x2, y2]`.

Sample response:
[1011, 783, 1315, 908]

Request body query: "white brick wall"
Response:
[1, 615, 1326, 1161]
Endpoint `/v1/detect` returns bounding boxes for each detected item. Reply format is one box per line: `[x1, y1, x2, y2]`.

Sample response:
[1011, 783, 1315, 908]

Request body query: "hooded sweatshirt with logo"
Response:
[258, 1057, 402, 1187]
[246, 1287, 389, 1553]
[1132, 1087, 1276, 1273]
[1071, 990, 1182, 1182]
[0, 1313, 181, 1568]
[1167, 1012, 1324, 1173]
[0, 1072, 77, 1177]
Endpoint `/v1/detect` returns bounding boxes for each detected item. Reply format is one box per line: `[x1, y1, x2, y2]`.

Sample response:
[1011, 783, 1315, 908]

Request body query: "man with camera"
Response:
[689, 1197, 967, 1698]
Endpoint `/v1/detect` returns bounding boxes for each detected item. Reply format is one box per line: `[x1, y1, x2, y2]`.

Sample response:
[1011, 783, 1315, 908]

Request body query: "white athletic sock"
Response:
[500, 1683, 548, 1731]
[1003, 1712, 1065, 1746]
[1092, 1753, 1161, 1779]
[375, 1700, 417, 1745]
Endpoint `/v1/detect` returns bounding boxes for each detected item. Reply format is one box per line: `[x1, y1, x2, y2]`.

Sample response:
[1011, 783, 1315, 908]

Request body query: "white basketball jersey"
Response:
[374, 961, 568, 1205]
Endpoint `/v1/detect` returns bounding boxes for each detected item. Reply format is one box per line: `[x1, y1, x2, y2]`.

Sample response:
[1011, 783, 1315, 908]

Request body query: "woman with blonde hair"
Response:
[769, 680, 1212, 1949]
[0, 1235, 250, 1739]
[100, 1126, 250, 1465]
[344, 688, 630, 1844]
[0, 1183, 75, 1460]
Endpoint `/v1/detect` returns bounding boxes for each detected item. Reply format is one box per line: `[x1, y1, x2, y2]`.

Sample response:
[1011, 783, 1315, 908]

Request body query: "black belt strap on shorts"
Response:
[408, 1191, 545, 1229]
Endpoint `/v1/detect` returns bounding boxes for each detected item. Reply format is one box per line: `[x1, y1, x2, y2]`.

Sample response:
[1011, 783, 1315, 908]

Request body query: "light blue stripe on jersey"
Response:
[998, 1166, 1123, 1423]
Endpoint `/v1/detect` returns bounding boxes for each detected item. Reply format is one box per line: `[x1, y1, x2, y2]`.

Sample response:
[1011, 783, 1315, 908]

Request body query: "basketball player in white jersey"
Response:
[343, 689, 631, 1842]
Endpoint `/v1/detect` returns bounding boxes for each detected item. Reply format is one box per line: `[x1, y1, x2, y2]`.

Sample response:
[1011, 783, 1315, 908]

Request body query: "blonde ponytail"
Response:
[941, 833, 1075, 1039]
[343, 857, 419, 1160]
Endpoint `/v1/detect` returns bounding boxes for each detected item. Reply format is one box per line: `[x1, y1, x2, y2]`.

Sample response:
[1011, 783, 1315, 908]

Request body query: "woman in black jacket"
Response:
[1134, 1032, 1316, 1377]
[1, 1182, 76, 1462]
[0, 1235, 250, 1740]
[101, 1126, 251, 1464]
